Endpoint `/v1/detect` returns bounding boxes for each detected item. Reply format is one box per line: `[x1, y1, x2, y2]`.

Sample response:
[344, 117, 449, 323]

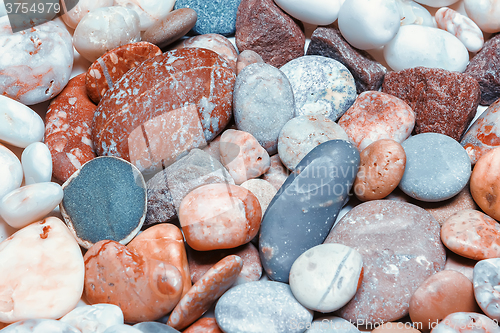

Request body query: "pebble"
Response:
[44, 73, 97, 183]
[305, 316, 361, 333]
[280, 56, 357, 121]
[235, 0, 305, 68]
[465, 34, 500, 106]
[399, 133, 471, 202]
[92, 48, 235, 167]
[306, 26, 387, 94]
[338, 0, 400, 50]
[85, 41, 161, 104]
[84, 240, 183, 323]
[178, 183, 262, 251]
[240, 179, 277, 213]
[338, 91, 415, 151]
[384, 25, 469, 73]
[0, 18, 73, 105]
[0, 96, 44, 148]
[261, 154, 290, 191]
[167, 255, 243, 330]
[382, 67, 481, 141]
[470, 147, 500, 221]
[145, 148, 234, 226]
[464, 0, 500, 33]
[60, 157, 147, 249]
[0, 144, 22, 200]
[435, 7, 484, 53]
[187, 242, 262, 286]
[127, 224, 192, 297]
[180, 34, 238, 73]
[444, 249, 476, 282]
[114, 0, 175, 31]
[409, 270, 479, 330]
[61, 0, 114, 29]
[353, 139, 406, 201]
[215, 281, 313, 333]
[236, 50, 264, 75]
[142, 8, 197, 48]
[430, 312, 500, 333]
[174, 0, 240, 36]
[414, 0, 459, 6]
[274, 0, 344, 25]
[220, 129, 271, 184]
[102, 326, 141, 333]
[462, 100, 500, 164]
[183, 317, 222, 333]
[278, 115, 350, 171]
[473, 258, 500, 320]
[233, 62, 295, 155]
[0, 319, 80, 333]
[0, 182, 63, 229]
[21, 143, 52, 185]
[133, 322, 181, 333]
[260, 140, 359, 282]
[289, 243, 363, 313]
[59, 304, 124, 333]
[0, 217, 85, 323]
[396, 0, 434, 27]
[324, 200, 446, 323]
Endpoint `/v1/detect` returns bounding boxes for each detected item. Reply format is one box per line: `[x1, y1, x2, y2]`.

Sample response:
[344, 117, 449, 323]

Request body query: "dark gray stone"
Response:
[259, 139, 359, 282]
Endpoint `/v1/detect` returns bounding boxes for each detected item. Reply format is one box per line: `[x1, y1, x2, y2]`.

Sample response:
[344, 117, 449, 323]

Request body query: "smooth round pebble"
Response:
[114, 0, 175, 31]
[464, 0, 500, 33]
[60, 304, 124, 333]
[354, 139, 406, 201]
[430, 312, 500, 333]
[240, 179, 277, 213]
[142, 8, 197, 48]
[133, 321, 181, 333]
[305, 316, 361, 333]
[470, 147, 500, 221]
[396, 0, 434, 27]
[0, 319, 81, 333]
[274, 0, 345, 25]
[236, 50, 264, 75]
[73, 6, 141, 62]
[280, 56, 357, 121]
[278, 115, 350, 171]
[289, 243, 363, 313]
[61, 0, 114, 29]
[473, 258, 500, 320]
[435, 7, 484, 53]
[0, 144, 23, 200]
[399, 133, 471, 202]
[338, 0, 400, 50]
[215, 281, 313, 333]
[21, 142, 52, 185]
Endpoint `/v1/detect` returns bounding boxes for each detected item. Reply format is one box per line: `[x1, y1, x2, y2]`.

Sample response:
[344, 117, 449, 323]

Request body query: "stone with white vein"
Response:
[21, 142, 52, 185]
[0, 96, 44, 148]
[0, 144, 23, 201]
[60, 304, 124, 333]
[435, 7, 484, 53]
[464, 0, 500, 33]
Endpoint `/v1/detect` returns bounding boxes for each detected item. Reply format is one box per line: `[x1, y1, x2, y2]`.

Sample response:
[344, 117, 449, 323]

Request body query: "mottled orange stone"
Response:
[183, 317, 223, 333]
[128, 224, 191, 297]
[470, 147, 500, 221]
[167, 255, 243, 330]
[84, 240, 183, 323]
[179, 183, 262, 251]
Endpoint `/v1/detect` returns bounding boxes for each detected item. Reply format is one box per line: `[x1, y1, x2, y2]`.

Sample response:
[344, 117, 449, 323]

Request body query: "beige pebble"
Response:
[240, 179, 277, 213]
[236, 50, 264, 75]
[262, 154, 289, 191]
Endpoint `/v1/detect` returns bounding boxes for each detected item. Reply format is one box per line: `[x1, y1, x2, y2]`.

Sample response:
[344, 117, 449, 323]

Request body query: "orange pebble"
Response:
[470, 147, 500, 220]
[183, 317, 223, 333]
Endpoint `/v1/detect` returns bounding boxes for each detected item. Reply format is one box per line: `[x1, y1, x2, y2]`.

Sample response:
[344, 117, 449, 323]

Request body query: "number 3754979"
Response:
[5, 2, 61, 14]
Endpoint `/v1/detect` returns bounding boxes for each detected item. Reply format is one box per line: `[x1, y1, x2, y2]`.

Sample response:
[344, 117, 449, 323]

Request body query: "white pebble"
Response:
[0, 144, 23, 201]
[21, 142, 52, 185]
[384, 24, 469, 72]
[338, 0, 400, 50]
[464, 0, 500, 33]
[61, 0, 114, 29]
[0, 1, 6, 17]
[0, 319, 80, 332]
[103, 324, 143, 333]
[413, 0, 459, 7]
[435, 7, 484, 52]
[0, 182, 63, 229]
[60, 304, 124, 333]
[73, 6, 141, 62]
[396, 0, 434, 27]
[113, 0, 175, 31]
[274, 0, 346, 26]
[0, 96, 44, 148]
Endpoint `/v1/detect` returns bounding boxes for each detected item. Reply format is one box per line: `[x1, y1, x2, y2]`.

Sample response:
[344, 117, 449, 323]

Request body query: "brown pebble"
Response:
[143, 8, 197, 49]
[236, 50, 264, 75]
[181, 34, 238, 73]
[183, 317, 223, 333]
[470, 147, 500, 220]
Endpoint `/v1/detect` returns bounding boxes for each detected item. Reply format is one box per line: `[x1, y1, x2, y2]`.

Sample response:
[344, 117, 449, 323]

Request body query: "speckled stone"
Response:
[260, 140, 359, 282]
[473, 258, 500, 320]
[183, 317, 222, 333]
[174, 0, 241, 36]
[0, 319, 80, 332]
[470, 147, 500, 221]
[180, 34, 239, 73]
[215, 281, 313, 333]
[324, 200, 446, 323]
[60, 157, 147, 249]
[133, 321, 180, 333]
[399, 133, 471, 202]
[304, 316, 361, 333]
[233, 62, 295, 155]
[280, 56, 357, 121]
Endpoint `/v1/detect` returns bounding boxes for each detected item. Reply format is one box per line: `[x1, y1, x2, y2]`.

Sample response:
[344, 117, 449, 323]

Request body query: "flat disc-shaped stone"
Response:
[61, 156, 147, 249]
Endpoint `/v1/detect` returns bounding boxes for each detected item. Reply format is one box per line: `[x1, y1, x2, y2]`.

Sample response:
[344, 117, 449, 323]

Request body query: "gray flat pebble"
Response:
[133, 322, 180, 333]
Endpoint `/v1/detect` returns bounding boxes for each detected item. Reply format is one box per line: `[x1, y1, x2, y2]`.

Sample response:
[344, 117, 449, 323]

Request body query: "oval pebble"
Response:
[305, 316, 361, 333]
[142, 8, 197, 48]
[399, 133, 471, 202]
[233, 62, 295, 155]
[215, 281, 313, 333]
[396, 0, 434, 27]
[21, 142, 52, 185]
[240, 179, 277, 213]
[473, 258, 500, 320]
[73, 7, 141, 62]
[60, 304, 124, 333]
[384, 25, 469, 72]
[430, 312, 500, 333]
[61, 0, 114, 29]
[435, 7, 484, 53]
[464, 0, 500, 33]
[0, 96, 44, 148]
[0, 319, 80, 333]
[274, 0, 345, 25]
[289, 243, 363, 313]
[114, 0, 175, 31]
[0, 144, 23, 200]
[470, 147, 500, 221]
[133, 321, 181, 333]
[0, 182, 63, 229]
[280, 56, 357, 121]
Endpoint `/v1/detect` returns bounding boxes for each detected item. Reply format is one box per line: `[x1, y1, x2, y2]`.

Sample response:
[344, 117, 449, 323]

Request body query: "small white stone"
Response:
[338, 0, 400, 50]
[60, 304, 124, 333]
[0, 1, 6, 17]
[274, 0, 345, 25]
[0, 182, 63, 229]
[305, 316, 361, 333]
[435, 7, 484, 52]
[21, 142, 52, 185]
[113, 0, 175, 31]
[0, 144, 23, 200]
[61, 0, 114, 29]
[464, 0, 500, 33]
[103, 325, 143, 333]
[396, 0, 434, 27]
[413, 0, 459, 7]
[383, 24, 469, 72]
[73, 6, 141, 62]
[0, 319, 81, 333]
[289, 243, 363, 312]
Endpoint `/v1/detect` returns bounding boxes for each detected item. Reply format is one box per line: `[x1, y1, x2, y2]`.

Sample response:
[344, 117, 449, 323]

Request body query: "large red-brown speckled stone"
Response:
[235, 0, 305, 68]
[382, 67, 481, 141]
[324, 200, 446, 323]
[85, 41, 161, 104]
[45, 73, 97, 183]
[92, 47, 236, 173]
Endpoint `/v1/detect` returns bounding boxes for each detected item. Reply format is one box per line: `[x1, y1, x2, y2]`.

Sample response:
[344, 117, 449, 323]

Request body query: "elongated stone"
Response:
[0, 144, 22, 200]
[259, 139, 359, 282]
[21, 142, 52, 185]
